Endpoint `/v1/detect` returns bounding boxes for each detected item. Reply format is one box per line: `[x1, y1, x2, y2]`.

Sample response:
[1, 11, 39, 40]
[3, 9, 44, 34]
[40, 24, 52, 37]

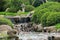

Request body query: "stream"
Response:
[17, 32, 60, 40]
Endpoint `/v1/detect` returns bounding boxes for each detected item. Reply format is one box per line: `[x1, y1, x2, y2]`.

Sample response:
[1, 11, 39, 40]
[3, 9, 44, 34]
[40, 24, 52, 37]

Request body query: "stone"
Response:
[44, 26, 57, 33]
[0, 25, 12, 32]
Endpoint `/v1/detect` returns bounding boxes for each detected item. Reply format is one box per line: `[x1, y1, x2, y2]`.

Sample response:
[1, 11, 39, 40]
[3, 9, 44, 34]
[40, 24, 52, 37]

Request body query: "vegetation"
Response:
[47, 12, 60, 26]
[41, 12, 50, 26]
[25, 5, 35, 12]
[41, 12, 60, 26]
[32, 2, 60, 26]
[0, 16, 13, 28]
[0, 0, 60, 33]
[55, 23, 60, 30]
[48, 0, 60, 2]
[17, 12, 28, 16]
[0, 12, 16, 16]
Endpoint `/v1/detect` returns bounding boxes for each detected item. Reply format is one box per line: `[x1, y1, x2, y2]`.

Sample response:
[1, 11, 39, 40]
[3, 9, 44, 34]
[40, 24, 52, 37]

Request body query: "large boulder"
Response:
[0, 25, 12, 32]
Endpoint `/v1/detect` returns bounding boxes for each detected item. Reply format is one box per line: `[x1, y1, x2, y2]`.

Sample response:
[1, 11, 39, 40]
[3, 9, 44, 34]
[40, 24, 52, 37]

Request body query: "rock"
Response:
[33, 24, 43, 32]
[37, 24, 43, 32]
[57, 29, 60, 33]
[44, 26, 57, 33]
[54, 37, 60, 40]
[0, 25, 12, 32]
[49, 36, 60, 40]
[7, 29, 18, 36]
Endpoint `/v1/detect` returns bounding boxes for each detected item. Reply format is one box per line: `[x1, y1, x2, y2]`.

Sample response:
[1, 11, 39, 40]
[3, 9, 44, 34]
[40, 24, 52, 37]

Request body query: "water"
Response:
[17, 32, 60, 40]
[18, 32, 48, 40]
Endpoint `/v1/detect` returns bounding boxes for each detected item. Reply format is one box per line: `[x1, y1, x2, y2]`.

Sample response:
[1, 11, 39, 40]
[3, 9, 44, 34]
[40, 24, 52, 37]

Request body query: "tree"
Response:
[32, 0, 42, 7]
[8, 0, 22, 12]
[0, 0, 11, 11]
[0, 0, 6, 11]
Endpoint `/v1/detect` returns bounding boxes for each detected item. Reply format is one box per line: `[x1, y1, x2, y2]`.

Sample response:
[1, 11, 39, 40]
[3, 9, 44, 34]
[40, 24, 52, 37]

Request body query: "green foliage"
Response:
[48, 0, 60, 2]
[0, 16, 13, 28]
[20, 0, 30, 5]
[41, 12, 60, 27]
[41, 12, 60, 26]
[46, 12, 60, 26]
[0, 12, 16, 16]
[8, 0, 22, 13]
[0, 0, 22, 12]
[0, 0, 12, 11]
[41, 12, 50, 26]
[7, 6, 19, 13]
[32, 2, 60, 24]
[0, 12, 28, 16]
[17, 12, 28, 16]
[55, 23, 60, 29]
[32, 12, 41, 24]
[25, 5, 35, 12]
[0, 0, 6, 11]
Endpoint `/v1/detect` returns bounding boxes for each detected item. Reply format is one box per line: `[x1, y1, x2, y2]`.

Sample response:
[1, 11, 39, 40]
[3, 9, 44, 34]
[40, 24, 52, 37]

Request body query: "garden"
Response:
[0, 0, 60, 40]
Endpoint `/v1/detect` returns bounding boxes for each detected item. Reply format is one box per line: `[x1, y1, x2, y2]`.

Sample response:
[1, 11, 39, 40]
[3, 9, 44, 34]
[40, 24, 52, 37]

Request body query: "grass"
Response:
[0, 12, 16, 16]
[0, 12, 29, 16]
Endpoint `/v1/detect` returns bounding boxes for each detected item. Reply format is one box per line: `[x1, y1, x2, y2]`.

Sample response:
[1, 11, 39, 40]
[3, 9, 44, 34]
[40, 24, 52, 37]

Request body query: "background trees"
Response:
[0, 0, 6, 11]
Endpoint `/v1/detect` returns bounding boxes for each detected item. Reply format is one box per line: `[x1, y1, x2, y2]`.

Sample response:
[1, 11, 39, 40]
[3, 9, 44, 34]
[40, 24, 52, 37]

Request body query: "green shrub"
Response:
[25, 5, 35, 12]
[48, 0, 60, 2]
[0, 17, 13, 28]
[46, 12, 60, 26]
[32, 12, 41, 24]
[41, 12, 60, 27]
[7, 6, 19, 13]
[32, 2, 60, 24]
[17, 12, 28, 16]
[20, 0, 30, 5]
[7, 0, 22, 13]
[55, 23, 60, 30]
[41, 12, 51, 26]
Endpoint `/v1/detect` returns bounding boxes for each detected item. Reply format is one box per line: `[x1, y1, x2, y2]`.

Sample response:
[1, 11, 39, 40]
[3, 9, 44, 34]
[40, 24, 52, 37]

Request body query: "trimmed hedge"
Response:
[41, 12, 50, 26]
[46, 12, 60, 26]
[32, 2, 60, 24]
[0, 16, 13, 28]
[25, 5, 35, 12]
[41, 12, 60, 26]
